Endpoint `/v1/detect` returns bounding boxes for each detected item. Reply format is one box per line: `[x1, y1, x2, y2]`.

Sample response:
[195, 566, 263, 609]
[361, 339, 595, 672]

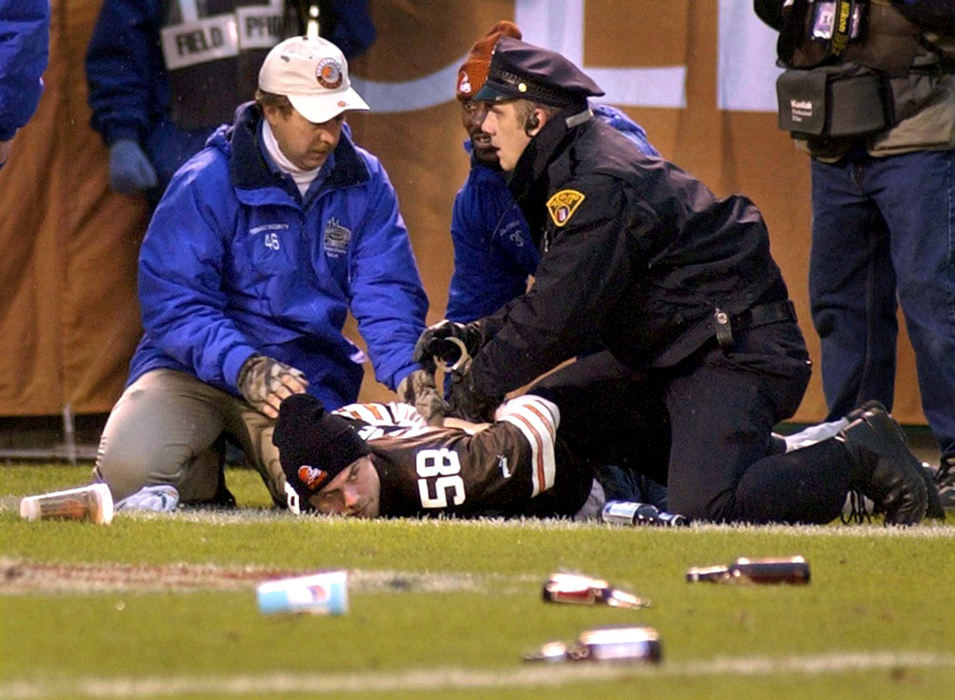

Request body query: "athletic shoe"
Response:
[933, 456, 955, 510]
[114, 484, 179, 512]
[921, 463, 946, 519]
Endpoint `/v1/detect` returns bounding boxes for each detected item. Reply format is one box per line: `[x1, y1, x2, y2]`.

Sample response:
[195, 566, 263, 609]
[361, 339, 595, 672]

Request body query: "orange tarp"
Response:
[0, 0, 928, 424]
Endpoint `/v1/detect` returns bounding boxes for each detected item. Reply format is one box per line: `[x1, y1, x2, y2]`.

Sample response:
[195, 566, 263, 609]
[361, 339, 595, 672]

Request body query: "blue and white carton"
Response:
[257, 570, 348, 615]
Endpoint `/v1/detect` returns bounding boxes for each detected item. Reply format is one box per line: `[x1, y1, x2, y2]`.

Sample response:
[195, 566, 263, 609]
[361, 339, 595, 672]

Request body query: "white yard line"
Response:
[2, 495, 953, 535]
[92, 507, 955, 537]
[2, 651, 953, 698]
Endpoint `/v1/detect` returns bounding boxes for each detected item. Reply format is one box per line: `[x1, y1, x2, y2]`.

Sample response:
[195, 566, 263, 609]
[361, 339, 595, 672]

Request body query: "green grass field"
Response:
[2, 463, 954, 699]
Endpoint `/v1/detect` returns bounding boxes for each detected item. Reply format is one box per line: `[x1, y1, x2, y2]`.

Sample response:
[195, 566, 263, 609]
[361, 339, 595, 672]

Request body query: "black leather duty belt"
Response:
[714, 300, 797, 348]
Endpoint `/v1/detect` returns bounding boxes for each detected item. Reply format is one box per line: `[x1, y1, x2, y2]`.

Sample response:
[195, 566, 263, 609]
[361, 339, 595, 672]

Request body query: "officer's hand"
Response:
[447, 361, 502, 423]
[397, 368, 449, 426]
[237, 354, 310, 419]
[413, 320, 486, 372]
[108, 139, 158, 194]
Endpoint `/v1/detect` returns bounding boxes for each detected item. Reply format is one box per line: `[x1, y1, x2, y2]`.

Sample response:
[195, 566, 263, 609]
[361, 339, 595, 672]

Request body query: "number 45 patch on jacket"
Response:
[546, 189, 586, 227]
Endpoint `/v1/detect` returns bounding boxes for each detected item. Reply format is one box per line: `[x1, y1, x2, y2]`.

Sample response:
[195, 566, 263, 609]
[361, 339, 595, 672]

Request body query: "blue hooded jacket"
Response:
[0, 0, 49, 141]
[445, 104, 659, 322]
[129, 102, 428, 410]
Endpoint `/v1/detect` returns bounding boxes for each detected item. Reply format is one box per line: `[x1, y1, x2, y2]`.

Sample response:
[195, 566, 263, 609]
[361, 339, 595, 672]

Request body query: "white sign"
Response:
[350, 0, 780, 114]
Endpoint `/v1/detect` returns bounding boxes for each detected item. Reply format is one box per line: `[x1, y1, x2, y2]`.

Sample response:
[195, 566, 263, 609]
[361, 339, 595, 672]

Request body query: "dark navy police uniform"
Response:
[461, 37, 866, 524]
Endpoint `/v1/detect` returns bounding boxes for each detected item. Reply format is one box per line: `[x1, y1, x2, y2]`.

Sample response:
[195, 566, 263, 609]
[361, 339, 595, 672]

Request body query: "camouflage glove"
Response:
[237, 354, 309, 419]
[412, 319, 487, 372]
[447, 361, 502, 423]
[397, 368, 449, 426]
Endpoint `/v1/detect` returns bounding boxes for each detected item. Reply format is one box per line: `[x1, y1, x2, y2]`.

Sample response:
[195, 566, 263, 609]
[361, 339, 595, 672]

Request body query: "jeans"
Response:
[809, 148, 955, 459]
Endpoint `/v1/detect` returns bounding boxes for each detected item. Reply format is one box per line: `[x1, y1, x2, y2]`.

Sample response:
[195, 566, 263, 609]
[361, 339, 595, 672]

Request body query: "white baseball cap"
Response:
[258, 36, 369, 123]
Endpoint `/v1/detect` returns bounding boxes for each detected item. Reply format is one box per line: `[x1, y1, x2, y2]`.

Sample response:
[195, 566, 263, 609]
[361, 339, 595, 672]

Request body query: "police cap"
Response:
[473, 36, 604, 106]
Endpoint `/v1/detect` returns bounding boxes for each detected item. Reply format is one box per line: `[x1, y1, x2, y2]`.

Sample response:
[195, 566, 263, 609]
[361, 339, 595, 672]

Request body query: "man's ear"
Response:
[261, 103, 281, 127]
[525, 109, 546, 136]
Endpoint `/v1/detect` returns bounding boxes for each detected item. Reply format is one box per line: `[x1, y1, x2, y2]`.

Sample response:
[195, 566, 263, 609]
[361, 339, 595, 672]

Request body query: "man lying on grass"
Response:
[273, 393, 942, 524]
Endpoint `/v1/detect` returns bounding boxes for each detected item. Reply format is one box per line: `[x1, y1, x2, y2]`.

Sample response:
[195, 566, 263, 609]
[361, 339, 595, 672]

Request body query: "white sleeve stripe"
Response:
[333, 402, 428, 430]
[497, 397, 558, 497]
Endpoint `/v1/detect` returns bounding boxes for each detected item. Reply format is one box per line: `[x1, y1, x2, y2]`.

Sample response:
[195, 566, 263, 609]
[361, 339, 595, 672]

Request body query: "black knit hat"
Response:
[272, 394, 370, 502]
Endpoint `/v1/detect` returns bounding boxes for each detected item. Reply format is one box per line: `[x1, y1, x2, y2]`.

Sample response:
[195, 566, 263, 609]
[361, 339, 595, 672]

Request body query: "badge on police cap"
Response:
[547, 189, 586, 227]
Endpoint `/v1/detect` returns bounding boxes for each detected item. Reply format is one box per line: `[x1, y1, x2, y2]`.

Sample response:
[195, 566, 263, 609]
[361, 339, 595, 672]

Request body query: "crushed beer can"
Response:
[542, 572, 650, 609]
[524, 625, 662, 664]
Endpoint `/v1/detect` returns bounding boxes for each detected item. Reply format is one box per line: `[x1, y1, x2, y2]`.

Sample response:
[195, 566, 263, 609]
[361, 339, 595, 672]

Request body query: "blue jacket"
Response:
[129, 102, 428, 410]
[445, 104, 659, 323]
[0, 0, 49, 141]
[84, 0, 375, 193]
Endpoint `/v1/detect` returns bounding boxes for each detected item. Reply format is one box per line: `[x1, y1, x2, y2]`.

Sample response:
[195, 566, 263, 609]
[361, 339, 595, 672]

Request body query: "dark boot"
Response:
[845, 402, 944, 519]
[838, 403, 927, 525]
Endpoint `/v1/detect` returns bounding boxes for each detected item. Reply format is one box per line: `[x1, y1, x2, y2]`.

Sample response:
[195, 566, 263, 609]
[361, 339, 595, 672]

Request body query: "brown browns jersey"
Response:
[332, 396, 593, 518]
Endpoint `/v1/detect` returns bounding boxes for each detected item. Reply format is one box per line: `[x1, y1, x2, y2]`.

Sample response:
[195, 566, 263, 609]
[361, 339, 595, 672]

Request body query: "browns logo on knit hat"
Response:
[272, 393, 370, 509]
[456, 20, 522, 101]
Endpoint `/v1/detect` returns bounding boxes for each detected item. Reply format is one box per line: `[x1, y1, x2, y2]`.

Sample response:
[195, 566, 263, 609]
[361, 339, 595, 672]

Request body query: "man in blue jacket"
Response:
[446, 20, 660, 324]
[93, 35, 438, 511]
[0, 0, 49, 168]
[85, 0, 375, 203]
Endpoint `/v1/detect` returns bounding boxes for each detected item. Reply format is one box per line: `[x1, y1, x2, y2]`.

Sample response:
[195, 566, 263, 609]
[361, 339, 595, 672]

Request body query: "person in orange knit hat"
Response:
[439, 21, 664, 508]
[444, 20, 659, 324]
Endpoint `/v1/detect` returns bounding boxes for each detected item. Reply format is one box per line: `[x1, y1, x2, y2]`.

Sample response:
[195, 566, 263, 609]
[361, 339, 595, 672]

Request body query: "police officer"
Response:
[416, 36, 932, 525]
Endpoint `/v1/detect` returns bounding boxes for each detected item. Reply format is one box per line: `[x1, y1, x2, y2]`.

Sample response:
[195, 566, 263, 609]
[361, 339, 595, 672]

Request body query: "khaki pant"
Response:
[93, 369, 285, 506]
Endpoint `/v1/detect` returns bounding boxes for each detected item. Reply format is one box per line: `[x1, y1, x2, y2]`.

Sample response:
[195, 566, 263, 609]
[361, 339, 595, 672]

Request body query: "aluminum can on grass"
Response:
[257, 570, 348, 615]
[601, 500, 688, 527]
[542, 572, 649, 608]
[524, 625, 662, 663]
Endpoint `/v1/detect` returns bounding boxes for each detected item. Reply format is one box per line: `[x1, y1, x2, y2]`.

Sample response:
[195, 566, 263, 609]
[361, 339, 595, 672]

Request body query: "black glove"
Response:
[413, 320, 486, 372]
[237, 354, 309, 419]
[447, 361, 502, 423]
[397, 368, 449, 426]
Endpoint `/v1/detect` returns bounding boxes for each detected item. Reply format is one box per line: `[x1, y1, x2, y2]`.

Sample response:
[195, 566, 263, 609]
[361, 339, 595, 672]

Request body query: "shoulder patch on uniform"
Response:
[546, 189, 586, 227]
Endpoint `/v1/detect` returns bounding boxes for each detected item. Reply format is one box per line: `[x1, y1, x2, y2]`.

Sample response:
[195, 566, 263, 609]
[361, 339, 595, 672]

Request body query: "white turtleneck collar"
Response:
[261, 119, 322, 197]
